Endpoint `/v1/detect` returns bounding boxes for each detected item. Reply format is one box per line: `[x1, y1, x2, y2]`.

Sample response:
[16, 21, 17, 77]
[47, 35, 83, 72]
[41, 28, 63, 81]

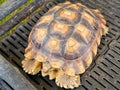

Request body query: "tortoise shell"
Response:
[22, 1, 108, 89]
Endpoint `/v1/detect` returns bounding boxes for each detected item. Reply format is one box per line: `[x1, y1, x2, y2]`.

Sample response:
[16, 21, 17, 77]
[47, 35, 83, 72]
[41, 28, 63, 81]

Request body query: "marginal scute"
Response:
[93, 9, 100, 13]
[101, 18, 106, 25]
[93, 9, 106, 25]
[96, 31, 101, 45]
[63, 62, 76, 76]
[37, 15, 53, 25]
[49, 5, 61, 12]
[83, 51, 93, 68]
[35, 53, 47, 62]
[91, 41, 98, 56]
[75, 59, 85, 74]
[25, 41, 33, 52]
[66, 4, 80, 10]
[101, 23, 108, 35]
[24, 49, 36, 59]
[34, 28, 47, 42]
[82, 11, 95, 26]
[63, 1, 71, 5]
[50, 59, 64, 68]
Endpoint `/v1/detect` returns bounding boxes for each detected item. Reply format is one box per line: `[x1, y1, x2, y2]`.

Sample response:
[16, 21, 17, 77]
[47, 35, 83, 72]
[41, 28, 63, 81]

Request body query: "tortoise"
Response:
[22, 1, 108, 89]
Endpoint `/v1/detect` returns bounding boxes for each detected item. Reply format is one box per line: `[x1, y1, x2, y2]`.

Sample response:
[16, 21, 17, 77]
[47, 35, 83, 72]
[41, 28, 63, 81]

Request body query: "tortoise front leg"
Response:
[22, 58, 42, 75]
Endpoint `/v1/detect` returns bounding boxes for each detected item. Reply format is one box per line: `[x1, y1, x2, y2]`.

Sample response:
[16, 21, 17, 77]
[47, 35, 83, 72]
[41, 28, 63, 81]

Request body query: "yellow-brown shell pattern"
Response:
[22, 1, 108, 89]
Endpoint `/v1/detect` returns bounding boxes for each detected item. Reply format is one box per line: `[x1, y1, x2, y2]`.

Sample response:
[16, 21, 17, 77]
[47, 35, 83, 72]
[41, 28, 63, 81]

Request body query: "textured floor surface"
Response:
[0, 0, 120, 90]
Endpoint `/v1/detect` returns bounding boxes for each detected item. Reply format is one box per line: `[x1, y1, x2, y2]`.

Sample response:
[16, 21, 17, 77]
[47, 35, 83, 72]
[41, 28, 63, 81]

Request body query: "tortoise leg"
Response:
[22, 58, 42, 75]
[55, 70, 80, 89]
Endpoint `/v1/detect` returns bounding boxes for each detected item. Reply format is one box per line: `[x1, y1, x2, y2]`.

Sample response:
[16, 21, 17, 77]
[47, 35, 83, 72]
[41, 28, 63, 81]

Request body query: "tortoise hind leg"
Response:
[55, 70, 80, 89]
[22, 58, 42, 75]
